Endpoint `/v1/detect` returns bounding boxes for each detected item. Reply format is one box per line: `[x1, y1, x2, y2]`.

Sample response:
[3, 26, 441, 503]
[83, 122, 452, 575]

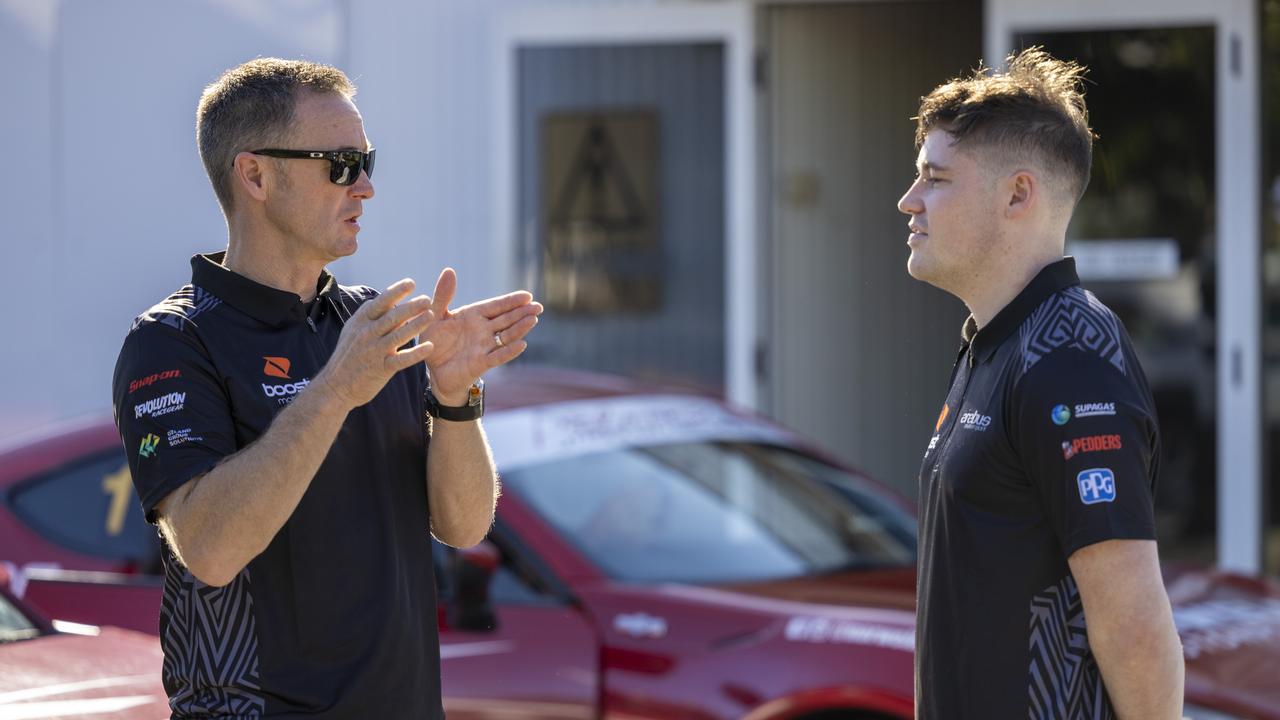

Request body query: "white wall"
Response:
[0, 0, 629, 440]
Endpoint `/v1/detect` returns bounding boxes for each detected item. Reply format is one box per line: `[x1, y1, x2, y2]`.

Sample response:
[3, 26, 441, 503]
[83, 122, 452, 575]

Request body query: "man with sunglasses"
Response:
[111, 58, 541, 718]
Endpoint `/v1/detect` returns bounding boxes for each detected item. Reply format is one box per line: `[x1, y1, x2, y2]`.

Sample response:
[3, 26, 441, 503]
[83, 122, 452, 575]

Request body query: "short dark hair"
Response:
[196, 58, 356, 213]
[914, 47, 1095, 204]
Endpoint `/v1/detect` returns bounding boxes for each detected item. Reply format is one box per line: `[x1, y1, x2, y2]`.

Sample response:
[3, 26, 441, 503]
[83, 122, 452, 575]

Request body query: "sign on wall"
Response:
[541, 110, 660, 313]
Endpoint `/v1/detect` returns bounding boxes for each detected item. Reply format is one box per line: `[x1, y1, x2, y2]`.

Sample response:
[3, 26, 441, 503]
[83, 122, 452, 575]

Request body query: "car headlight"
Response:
[1183, 705, 1246, 720]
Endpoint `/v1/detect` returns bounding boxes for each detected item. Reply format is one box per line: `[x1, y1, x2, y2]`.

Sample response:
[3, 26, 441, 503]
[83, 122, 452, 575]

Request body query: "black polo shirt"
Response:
[915, 258, 1159, 719]
[112, 252, 443, 719]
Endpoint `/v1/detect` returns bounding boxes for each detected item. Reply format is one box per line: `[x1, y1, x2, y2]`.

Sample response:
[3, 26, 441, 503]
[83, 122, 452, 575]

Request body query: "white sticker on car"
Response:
[485, 395, 792, 471]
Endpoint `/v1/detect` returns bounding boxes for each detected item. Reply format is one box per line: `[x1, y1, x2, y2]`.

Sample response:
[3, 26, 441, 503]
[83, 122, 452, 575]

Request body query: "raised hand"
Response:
[312, 279, 437, 410]
[418, 268, 543, 405]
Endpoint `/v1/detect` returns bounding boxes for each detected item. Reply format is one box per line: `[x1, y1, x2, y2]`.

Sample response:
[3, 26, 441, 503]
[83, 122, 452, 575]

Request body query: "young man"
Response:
[898, 48, 1184, 718]
[112, 58, 541, 717]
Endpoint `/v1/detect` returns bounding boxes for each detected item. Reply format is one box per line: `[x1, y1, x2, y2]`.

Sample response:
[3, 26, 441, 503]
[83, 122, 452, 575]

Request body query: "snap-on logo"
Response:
[129, 369, 181, 394]
[263, 357, 292, 379]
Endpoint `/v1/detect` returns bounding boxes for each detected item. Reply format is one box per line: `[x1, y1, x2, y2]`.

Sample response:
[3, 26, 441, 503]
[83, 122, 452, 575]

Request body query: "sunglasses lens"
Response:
[328, 153, 356, 186]
[364, 149, 375, 180]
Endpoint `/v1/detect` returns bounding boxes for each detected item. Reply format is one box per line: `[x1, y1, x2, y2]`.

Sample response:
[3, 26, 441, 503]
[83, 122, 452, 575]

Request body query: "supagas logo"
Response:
[1051, 404, 1072, 426]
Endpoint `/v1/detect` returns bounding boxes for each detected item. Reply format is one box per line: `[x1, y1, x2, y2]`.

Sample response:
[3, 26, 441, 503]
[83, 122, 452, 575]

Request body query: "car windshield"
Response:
[502, 440, 917, 584]
[0, 593, 38, 644]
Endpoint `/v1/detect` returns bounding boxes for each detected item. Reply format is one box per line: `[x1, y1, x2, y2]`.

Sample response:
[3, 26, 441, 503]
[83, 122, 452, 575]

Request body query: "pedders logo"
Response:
[1062, 434, 1123, 460]
[129, 369, 181, 394]
[261, 356, 309, 405]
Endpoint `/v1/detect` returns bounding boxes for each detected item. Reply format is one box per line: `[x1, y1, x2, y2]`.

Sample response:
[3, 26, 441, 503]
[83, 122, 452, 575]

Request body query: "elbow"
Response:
[433, 519, 493, 549]
[165, 530, 248, 588]
[435, 528, 491, 549]
[182, 551, 244, 588]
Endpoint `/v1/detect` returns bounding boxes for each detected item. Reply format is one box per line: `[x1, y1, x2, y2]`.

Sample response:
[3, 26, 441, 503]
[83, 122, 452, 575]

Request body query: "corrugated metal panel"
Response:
[767, 1, 980, 495]
[517, 43, 726, 391]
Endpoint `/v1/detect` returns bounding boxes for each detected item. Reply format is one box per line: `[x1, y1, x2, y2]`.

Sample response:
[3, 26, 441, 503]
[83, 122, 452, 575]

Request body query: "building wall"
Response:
[0, 0, 623, 439]
[765, 1, 980, 494]
[515, 43, 726, 389]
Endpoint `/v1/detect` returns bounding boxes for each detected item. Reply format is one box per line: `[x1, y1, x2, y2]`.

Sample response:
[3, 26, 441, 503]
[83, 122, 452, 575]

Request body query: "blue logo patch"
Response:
[1051, 404, 1072, 426]
[1076, 468, 1116, 505]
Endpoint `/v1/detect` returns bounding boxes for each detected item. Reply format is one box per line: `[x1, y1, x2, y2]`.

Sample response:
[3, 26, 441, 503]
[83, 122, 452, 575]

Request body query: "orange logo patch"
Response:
[935, 404, 950, 433]
[263, 356, 292, 379]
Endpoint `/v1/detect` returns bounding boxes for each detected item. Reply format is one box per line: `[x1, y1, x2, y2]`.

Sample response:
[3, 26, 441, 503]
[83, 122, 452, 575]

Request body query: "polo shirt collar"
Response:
[964, 257, 1081, 364]
[191, 251, 343, 327]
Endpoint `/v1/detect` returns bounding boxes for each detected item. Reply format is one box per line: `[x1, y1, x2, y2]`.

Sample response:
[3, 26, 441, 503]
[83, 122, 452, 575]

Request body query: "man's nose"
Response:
[351, 171, 374, 200]
[897, 182, 922, 216]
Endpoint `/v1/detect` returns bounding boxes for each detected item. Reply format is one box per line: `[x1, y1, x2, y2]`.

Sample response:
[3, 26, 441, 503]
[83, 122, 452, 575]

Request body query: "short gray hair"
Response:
[196, 58, 356, 213]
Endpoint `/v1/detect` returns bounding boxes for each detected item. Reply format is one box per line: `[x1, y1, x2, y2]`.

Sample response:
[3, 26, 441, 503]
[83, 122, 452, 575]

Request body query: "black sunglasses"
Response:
[249, 148, 376, 186]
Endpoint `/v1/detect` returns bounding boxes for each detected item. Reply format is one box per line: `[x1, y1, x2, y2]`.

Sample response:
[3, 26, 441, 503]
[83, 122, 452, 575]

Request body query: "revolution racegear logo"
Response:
[135, 392, 186, 419]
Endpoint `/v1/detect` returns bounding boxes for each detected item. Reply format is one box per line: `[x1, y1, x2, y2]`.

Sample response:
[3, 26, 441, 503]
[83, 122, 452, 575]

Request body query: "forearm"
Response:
[426, 417, 499, 547]
[1071, 540, 1185, 719]
[159, 372, 351, 585]
[1090, 601, 1184, 719]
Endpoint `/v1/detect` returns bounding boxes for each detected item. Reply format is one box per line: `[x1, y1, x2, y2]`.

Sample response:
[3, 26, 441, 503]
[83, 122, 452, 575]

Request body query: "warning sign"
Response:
[541, 110, 660, 313]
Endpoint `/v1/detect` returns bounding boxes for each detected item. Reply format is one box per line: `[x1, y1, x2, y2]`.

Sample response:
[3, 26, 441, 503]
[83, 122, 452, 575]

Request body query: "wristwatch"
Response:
[426, 378, 484, 422]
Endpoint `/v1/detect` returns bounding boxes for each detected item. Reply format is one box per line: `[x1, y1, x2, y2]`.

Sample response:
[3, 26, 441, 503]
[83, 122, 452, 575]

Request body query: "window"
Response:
[8, 451, 160, 571]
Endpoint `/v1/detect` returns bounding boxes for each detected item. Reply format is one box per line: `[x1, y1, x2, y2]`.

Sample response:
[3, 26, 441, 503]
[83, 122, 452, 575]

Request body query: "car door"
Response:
[436, 527, 599, 720]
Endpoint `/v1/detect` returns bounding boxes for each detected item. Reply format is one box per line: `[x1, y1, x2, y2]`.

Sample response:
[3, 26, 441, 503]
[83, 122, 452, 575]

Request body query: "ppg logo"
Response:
[1076, 468, 1116, 505]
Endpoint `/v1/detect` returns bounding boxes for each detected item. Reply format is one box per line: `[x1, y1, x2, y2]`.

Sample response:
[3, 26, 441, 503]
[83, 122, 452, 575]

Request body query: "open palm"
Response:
[418, 268, 542, 404]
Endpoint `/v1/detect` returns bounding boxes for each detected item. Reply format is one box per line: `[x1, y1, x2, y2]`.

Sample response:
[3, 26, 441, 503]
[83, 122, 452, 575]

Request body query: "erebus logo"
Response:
[959, 410, 992, 431]
[262, 378, 311, 404]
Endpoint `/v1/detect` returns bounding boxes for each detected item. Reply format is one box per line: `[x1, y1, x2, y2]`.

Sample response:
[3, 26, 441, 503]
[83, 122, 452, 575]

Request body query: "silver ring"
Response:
[494, 332, 505, 348]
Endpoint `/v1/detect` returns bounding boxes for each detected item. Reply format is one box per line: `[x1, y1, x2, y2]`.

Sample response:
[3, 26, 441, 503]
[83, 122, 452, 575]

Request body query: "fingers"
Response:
[487, 301, 543, 332]
[387, 307, 436, 350]
[486, 337, 528, 365]
[388, 340, 433, 373]
[363, 279, 417, 321]
[494, 313, 538, 348]
[468, 290, 539, 320]
[376, 296, 433, 337]
[430, 268, 458, 317]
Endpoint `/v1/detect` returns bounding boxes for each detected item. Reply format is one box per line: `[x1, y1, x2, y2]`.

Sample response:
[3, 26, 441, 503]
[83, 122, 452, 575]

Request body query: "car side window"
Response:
[431, 537, 560, 607]
[7, 450, 161, 573]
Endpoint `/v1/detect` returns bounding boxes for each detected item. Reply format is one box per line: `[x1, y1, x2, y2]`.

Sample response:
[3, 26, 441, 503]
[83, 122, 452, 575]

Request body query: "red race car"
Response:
[1, 367, 1276, 719]
[0, 566, 167, 718]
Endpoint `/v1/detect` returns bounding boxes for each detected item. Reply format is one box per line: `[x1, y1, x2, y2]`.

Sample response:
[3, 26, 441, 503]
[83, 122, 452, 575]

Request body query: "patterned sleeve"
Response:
[1009, 348, 1159, 557]
[112, 322, 238, 523]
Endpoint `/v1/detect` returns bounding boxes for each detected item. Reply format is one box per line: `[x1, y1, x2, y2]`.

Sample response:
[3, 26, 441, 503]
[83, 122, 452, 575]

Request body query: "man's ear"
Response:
[231, 151, 270, 203]
[1005, 169, 1037, 219]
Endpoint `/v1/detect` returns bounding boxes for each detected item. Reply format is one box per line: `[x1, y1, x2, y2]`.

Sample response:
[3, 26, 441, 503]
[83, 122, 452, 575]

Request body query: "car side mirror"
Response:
[447, 540, 500, 632]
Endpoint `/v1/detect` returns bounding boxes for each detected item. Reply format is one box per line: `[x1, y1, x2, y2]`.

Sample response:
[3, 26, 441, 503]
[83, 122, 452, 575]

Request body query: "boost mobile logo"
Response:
[263, 356, 292, 379]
